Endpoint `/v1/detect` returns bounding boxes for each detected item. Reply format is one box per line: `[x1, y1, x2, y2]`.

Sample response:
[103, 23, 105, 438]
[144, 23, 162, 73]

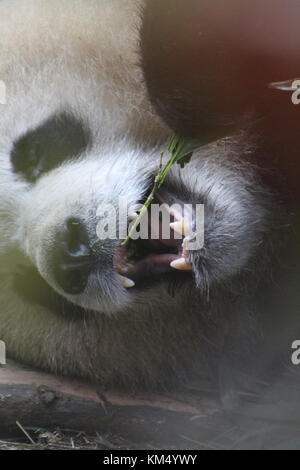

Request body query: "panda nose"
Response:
[53, 218, 94, 295]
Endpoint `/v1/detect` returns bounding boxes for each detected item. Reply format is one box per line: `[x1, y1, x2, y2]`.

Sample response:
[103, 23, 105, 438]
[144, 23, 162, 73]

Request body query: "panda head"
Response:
[0, 0, 202, 318]
[0, 0, 273, 322]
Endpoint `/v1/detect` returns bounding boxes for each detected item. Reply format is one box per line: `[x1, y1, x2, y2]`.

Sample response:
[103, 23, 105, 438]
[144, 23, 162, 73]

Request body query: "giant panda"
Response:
[0, 0, 298, 408]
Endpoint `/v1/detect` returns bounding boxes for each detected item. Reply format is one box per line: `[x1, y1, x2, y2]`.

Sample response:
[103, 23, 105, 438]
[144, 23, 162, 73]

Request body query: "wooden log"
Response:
[0, 361, 226, 448]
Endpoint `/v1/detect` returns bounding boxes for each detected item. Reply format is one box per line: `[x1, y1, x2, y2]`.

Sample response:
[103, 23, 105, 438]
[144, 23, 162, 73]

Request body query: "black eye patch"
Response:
[11, 112, 91, 182]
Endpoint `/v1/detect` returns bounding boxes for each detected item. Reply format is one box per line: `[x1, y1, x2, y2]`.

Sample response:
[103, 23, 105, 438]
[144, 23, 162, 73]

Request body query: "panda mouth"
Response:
[113, 191, 193, 287]
[114, 238, 184, 284]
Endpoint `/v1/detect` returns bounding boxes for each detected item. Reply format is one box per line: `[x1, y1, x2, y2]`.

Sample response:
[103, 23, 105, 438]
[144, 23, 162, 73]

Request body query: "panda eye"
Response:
[11, 142, 42, 182]
[11, 112, 90, 183]
[27, 148, 39, 167]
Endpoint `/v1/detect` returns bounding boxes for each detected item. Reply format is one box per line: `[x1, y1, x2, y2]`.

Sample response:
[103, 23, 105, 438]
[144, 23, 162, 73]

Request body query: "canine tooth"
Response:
[118, 275, 135, 288]
[170, 220, 191, 237]
[116, 264, 127, 274]
[182, 237, 190, 260]
[170, 258, 192, 271]
[170, 221, 183, 235]
[128, 211, 139, 221]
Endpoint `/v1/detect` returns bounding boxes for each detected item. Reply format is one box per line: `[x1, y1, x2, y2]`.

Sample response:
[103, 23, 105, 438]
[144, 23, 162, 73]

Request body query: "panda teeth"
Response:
[117, 275, 135, 288]
[128, 211, 139, 221]
[116, 256, 135, 274]
[182, 237, 190, 261]
[170, 220, 191, 237]
[170, 258, 192, 271]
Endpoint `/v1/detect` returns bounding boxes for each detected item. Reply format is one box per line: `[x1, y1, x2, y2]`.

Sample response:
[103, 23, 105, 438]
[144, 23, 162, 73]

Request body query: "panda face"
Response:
[8, 105, 198, 316]
[4, 110, 164, 315]
[1, 82, 194, 316]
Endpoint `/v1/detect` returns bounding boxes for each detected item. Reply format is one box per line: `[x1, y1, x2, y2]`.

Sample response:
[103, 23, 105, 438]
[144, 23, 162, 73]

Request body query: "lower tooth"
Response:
[182, 237, 190, 260]
[170, 219, 191, 237]
[170, 258, 193, 271]
[118, 275, 135, 288]
[128, 211, 139, 221]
